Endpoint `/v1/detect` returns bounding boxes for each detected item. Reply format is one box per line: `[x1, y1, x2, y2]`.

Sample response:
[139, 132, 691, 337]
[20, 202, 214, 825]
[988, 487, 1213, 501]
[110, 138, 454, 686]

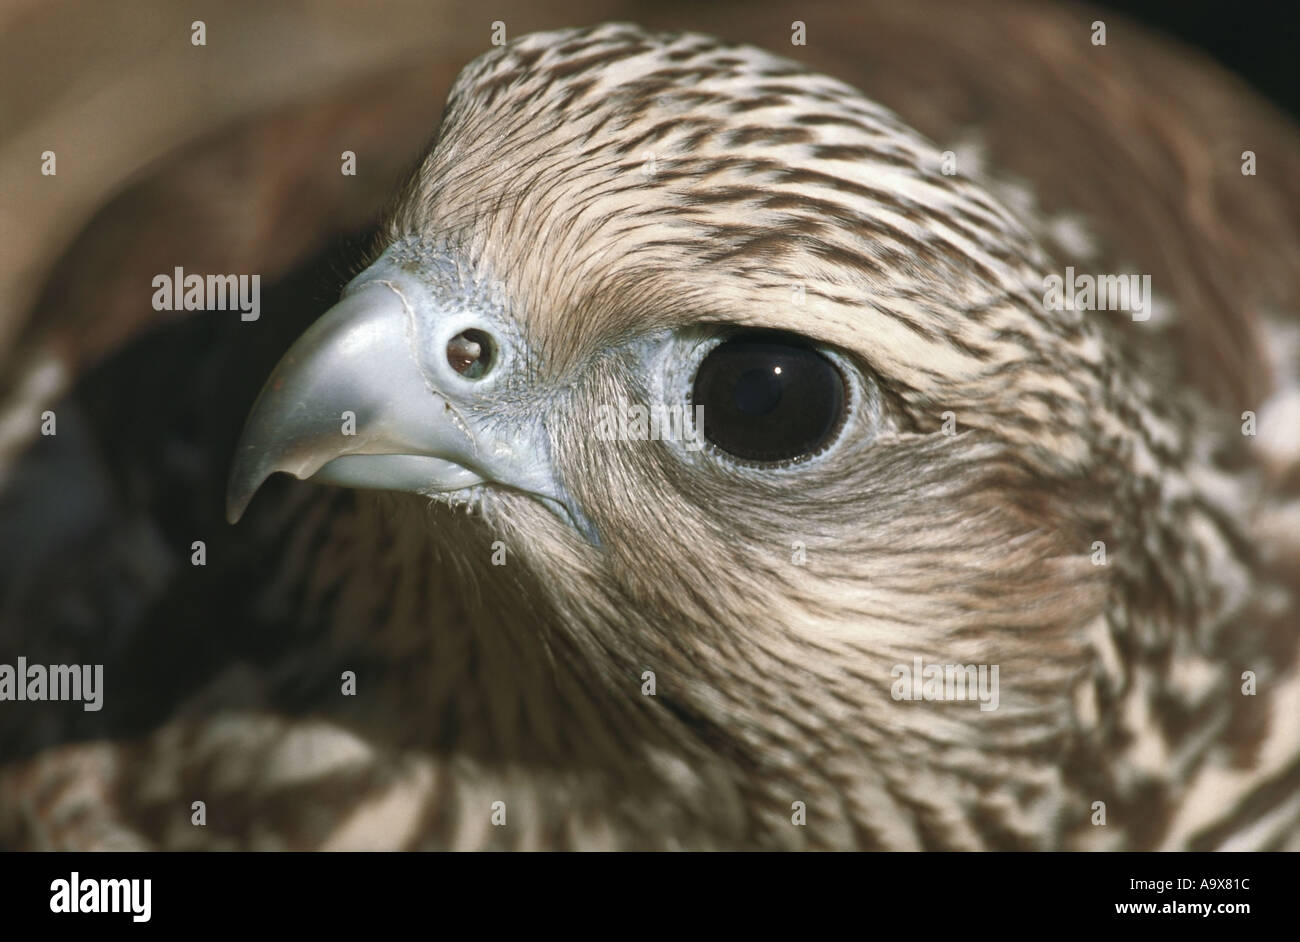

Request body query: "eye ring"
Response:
[689, 330, 850, 466]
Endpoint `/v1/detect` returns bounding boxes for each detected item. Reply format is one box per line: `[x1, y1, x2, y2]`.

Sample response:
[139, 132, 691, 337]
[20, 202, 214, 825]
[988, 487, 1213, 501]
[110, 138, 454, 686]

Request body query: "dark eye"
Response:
[692, 332, 847, 463]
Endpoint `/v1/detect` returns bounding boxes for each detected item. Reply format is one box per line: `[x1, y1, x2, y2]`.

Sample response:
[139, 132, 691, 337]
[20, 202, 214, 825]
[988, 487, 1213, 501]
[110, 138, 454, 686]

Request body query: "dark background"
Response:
[1095, 0, 1298, 118]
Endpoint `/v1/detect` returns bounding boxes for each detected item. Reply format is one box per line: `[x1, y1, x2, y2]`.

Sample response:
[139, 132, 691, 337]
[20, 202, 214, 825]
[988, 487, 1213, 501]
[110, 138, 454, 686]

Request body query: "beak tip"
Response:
[225, 458, 272, 525]
[225, 485, 251, 525]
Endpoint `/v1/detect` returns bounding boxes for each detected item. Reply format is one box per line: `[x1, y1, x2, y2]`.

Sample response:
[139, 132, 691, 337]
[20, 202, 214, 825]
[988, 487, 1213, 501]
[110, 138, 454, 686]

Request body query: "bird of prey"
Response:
[2, 13, 1298, 851]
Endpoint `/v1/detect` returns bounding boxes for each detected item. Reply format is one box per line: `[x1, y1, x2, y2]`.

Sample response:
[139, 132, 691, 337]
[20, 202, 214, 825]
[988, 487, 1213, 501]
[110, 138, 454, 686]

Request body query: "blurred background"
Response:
[0, 0, 1296, 764]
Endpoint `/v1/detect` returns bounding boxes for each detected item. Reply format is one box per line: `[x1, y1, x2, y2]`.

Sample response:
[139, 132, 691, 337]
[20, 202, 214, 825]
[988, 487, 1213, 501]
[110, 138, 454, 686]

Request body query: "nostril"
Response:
[446, 328, 495, 379]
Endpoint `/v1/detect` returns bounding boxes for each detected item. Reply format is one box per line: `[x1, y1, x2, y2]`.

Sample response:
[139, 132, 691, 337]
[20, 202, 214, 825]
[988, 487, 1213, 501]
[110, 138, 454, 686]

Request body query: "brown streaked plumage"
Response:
[2, 10, 1298, 851]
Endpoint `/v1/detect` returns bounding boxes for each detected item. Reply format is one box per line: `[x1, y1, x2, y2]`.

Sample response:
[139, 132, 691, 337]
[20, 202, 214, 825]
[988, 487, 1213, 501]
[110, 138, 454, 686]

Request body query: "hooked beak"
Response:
[226, 267, 561, 525]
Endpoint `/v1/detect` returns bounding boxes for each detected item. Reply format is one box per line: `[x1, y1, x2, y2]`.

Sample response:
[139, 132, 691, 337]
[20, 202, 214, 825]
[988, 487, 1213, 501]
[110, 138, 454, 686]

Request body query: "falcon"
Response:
[2, 18, 1298, 851]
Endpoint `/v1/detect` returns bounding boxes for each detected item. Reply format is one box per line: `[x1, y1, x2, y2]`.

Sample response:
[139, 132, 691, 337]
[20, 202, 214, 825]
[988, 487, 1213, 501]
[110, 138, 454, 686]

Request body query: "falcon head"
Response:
[225, 24, 1276, 849]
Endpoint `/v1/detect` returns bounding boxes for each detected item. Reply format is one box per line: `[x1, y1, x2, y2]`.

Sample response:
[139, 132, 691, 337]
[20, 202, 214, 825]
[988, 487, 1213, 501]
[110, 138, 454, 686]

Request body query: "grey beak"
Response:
[227, 279, 491, 523]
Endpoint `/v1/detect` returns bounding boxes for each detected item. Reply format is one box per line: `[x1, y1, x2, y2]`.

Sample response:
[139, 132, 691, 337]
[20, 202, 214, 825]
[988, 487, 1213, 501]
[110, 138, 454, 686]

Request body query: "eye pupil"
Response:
[693, 332, 847, 463]
[734, 367, 784, 416]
